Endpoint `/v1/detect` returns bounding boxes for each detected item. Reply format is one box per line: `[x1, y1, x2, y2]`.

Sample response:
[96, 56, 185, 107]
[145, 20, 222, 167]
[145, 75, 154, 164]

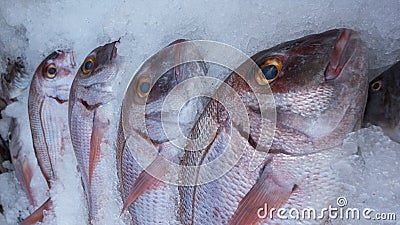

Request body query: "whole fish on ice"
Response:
[179, 28, 368, 225]
[363, 61, 400, 143]
[24, 49, 77, 224]
[69, 41, 122, 224]
[118, 39, 209, 224]
[28, 50, 76, 186]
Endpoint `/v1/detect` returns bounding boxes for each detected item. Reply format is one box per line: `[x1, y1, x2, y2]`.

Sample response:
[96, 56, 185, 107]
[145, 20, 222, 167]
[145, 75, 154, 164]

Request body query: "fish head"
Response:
[248, 28, 368, 152]
[74, 41, 119, 84]
[364, 61, 400, 142]
[70, 41, 120, 108]
[122, 40, 208, 144]
[31, 49, 76, 103]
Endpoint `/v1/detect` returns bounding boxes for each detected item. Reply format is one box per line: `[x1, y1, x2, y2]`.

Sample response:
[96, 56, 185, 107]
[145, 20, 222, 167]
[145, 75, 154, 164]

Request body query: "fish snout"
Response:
[111, 40, 119, 60]
[68, 50, 77, 68]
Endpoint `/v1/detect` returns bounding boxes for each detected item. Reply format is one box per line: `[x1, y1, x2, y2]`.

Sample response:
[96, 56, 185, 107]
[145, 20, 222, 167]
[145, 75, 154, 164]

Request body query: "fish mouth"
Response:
[111, 39, 119, 60]
[48, 95, 69, 104]
[325, 29, 359, 80]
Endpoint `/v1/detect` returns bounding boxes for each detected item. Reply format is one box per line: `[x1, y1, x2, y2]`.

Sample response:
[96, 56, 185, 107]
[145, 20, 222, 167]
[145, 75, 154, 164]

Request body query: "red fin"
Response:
[229, 167, 295, 225]
[89, 117, 109, 187]
[21, 157, 36, 206]
[120, 156, 167, 214]
[20, 198, 52, 225]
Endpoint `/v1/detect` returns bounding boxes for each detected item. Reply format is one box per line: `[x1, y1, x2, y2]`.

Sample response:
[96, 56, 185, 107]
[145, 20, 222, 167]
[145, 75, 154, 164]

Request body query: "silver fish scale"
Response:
[190, 129, 262, 224]
[181, 117, 339, 225]
[120, 137, 190, 224]
[261, 149, 339, 225]
[28, 94, 53, 181]
[179, 99, 235, 224]
[274, 84, 334, 117]
[29, 87, 72, 183]
[39, 100, 66, 175]
[118, 139, 140, 222]
[69, 103, 93, 195]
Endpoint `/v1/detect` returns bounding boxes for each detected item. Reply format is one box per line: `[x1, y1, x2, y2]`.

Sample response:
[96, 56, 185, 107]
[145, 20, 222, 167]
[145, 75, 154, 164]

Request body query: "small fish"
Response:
[28, 49, 76, 186]
[23, 49, 76, 225]
[179, 29, 368, 224]
[117, 39, 209, 224]
[0, 57, 30, 110]
[69, 41, 121, 224]
[363, 61, 400, 143]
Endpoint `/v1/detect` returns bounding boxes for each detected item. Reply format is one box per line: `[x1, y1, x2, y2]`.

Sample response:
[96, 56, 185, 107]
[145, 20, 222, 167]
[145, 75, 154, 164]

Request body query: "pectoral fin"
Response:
[89, 114, 109, 187]
[120, 156, 167, 214]
[229, 166, 295, 225]
[20, 198, 52, 225]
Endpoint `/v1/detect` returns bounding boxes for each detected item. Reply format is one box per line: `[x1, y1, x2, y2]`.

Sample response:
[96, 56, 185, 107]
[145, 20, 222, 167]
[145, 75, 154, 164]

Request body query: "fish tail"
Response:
[20, 198, 52, 225]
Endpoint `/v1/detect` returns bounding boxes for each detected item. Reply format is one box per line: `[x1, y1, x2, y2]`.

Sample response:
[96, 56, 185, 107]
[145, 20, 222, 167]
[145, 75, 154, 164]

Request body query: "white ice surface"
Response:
[0, 0, 399, 225]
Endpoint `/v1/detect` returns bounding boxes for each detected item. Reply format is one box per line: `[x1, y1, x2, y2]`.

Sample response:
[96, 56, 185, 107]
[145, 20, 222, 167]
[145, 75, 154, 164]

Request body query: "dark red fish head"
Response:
[251, 29, 363, 94]
[247, 28, 368, 151]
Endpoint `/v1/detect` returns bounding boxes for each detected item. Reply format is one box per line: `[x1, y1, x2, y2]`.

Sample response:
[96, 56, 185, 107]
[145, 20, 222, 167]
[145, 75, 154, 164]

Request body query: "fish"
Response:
[8, 118, 36, 206]
[28, 49, 76, 186]
[179, 28, 368, 225]
[69, 41, 121, 224]
[0, 57, 30, 110]
[117, 39, 209, 224]
[22, 49, 76, 225]
[363, 61, 400, 143]
[0, 57, 30, 173]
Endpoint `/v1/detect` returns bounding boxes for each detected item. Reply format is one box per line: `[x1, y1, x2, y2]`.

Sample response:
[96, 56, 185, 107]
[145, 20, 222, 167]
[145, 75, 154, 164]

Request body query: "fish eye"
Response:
[255, 58, 282, 85]
[137, 77, 151, 98]
[371, 80, 382, 92]
[81, 57, 95, 75]
[44, 64, 57, 79]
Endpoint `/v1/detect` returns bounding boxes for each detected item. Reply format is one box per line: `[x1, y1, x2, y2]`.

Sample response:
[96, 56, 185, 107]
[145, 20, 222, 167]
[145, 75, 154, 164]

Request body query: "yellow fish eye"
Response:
[81, 57, 95, 75]
[137, 77, 151, 98]
[255, 58, 283, 85]
[45, 64, 57, 79]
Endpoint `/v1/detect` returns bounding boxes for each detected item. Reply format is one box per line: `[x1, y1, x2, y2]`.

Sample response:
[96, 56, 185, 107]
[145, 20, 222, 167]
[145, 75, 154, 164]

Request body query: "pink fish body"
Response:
[24, 49, 76, 224]
[28, 50, 76, 185]
[117, 40, 209, 224]
[69, 41, 123, 224]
